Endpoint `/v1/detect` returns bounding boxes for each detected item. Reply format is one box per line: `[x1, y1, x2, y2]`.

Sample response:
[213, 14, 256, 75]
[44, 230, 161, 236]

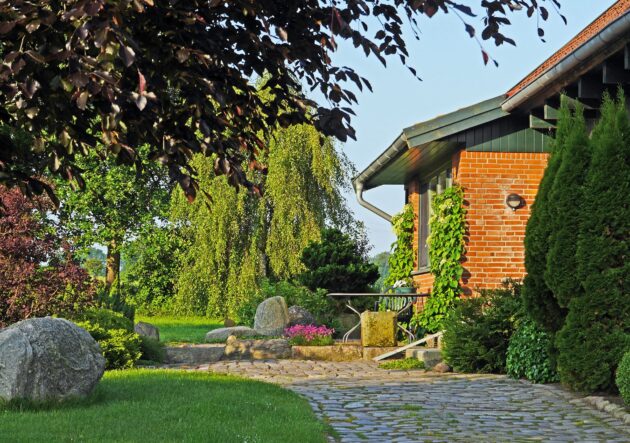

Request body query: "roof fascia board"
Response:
[503, 11, 630, 112]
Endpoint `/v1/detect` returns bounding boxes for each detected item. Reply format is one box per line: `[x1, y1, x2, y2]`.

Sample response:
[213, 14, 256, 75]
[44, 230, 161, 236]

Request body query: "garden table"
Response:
[327, 293, 429, 343]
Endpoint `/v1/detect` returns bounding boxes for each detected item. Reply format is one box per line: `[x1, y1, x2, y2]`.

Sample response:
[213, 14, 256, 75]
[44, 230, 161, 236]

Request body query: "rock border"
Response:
[579, 395, 630, 425]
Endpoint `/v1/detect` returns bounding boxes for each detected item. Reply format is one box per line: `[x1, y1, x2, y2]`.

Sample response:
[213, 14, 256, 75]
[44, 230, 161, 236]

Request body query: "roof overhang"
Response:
[353, 95, 507, 192]
[503, 9, 630, 112]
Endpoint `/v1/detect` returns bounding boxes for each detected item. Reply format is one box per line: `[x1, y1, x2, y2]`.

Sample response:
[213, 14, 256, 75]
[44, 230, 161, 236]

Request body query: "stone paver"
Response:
[194, 360, 630, 442]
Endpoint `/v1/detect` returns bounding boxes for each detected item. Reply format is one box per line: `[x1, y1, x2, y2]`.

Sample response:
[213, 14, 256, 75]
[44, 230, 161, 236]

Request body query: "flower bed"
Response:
[284, 325, 334, 346]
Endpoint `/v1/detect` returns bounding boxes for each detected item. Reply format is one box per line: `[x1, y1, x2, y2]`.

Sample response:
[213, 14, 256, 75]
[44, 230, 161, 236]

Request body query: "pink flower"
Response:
[284, 324, 334, 341]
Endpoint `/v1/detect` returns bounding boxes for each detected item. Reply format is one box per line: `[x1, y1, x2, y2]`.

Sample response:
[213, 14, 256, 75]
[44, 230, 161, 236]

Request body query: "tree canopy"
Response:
[170, 122, 361, 318]
[0, 0, 563, 200]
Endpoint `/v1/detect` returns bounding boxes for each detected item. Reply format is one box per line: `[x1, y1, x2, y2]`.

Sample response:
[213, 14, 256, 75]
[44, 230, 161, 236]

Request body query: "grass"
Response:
[136, 315, 223, 344]
[379, 358, 426, 370]
[0, 369, 328, 443]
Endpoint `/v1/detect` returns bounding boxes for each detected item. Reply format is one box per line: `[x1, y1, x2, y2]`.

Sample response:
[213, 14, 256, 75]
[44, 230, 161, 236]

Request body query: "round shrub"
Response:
[139, 336, 166, 363]
[506, 318, 559, 384]
[73, 308, 142, 369]
[442, 282, 521, 374]
[616, 351, 630, 405]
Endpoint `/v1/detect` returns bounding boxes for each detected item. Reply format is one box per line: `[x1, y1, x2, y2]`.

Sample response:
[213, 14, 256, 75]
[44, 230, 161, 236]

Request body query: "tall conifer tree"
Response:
[545, 104, 590, 308]
[522, 101, 571, 332]
[556, 91, 630, 392]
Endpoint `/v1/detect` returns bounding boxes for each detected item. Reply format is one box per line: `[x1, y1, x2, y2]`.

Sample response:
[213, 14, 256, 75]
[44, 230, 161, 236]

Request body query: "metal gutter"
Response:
[352, 134, 408, 223]
[502, 11, 630, 112]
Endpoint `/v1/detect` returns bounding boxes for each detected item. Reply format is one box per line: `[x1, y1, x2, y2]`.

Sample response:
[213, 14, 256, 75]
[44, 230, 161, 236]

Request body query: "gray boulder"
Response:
[205, 326, 257, 342]
[254, 296, 289, 336]
[0, 317, 105, 402]
[134, 321, 160, 341]
[288, 305, 316, 326]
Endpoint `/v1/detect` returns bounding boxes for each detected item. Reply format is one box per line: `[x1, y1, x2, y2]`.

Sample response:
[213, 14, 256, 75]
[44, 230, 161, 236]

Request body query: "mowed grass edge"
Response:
[136, 315, 223, 344]
[0, 369, 328, 443]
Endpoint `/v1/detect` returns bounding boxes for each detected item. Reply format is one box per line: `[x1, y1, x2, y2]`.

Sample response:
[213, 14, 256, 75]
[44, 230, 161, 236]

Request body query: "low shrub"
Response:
[76, 308, 133, 332]
[284, 324, 334, 346]
[442, 281, 521, 374]
[617, 351, 630, 405]
[506, 318, 559, 384]
[73, 308, 141, 369]
[379, 358, 425, 370]
[139, 336, 165, 363]
[236, 279, 336, 327]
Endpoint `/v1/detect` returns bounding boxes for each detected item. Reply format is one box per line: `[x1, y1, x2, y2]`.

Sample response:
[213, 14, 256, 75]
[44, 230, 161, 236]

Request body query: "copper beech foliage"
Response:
[0, 0, 562, 201]
[0, 186, 95, 327]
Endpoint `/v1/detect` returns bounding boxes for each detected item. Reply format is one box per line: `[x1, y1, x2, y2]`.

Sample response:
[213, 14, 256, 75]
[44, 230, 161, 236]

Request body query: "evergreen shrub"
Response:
[506, 318, 559, 384]
[616, 351, 630, 405]
[139, 336, 166, 363]
[522, 102, 570, 333]
[442, 281, 521, 374]
[556, 91, 630, 393]
[299, 228, 379, 294]
[74, 308, 142, 369]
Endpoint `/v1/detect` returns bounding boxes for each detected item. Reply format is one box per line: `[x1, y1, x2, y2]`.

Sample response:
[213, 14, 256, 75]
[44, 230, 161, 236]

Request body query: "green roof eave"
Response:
[353, 94, 507, 191]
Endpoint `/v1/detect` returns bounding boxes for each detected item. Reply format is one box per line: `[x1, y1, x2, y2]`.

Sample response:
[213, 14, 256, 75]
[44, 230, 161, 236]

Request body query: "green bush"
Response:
[544, 103, 590, 310]
[73, 308, 142, 369]
[556, 91, 630, 393]
[76, 307, 133, 332]
[442, 281, 521, 374]
[298, 228, 379, 293]
[506, 318, 559, 384]
[236, 279, 337, 327]
[139, 336, 165, 363]
[522, 101, 569, 333]
[616, 351, 630, 405]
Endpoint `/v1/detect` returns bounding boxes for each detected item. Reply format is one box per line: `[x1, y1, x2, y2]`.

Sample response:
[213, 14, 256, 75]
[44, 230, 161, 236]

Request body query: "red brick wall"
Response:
[409, 150, 548, 296]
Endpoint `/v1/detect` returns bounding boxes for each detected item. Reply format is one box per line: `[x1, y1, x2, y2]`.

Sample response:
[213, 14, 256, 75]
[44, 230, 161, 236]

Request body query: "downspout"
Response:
[502, 12, 630, 112]
[354, 180, 392, 223]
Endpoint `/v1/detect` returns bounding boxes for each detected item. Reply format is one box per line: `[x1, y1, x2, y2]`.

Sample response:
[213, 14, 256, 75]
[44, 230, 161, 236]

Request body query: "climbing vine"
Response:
[415, 185, 466, 332]
[384, 203, 415, 290]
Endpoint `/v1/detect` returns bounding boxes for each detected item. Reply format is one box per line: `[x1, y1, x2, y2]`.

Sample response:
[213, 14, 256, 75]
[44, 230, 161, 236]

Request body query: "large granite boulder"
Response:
[288, 306, 316, 326]
[224, 336, 291, 360]
[0, 317, 105, 402]
[134, 321, 160, 341]
[254, 296, 289, 336]
[205, 326, 257, 342]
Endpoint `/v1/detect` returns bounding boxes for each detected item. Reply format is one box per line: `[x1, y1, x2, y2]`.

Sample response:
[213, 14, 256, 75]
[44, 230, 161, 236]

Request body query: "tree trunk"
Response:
[105, 239, 120, 293]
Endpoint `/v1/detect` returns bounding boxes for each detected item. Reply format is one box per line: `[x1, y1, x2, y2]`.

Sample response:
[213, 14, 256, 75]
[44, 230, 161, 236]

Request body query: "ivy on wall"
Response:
[384, 203, 415, 290]
[415, 185, 466, 332]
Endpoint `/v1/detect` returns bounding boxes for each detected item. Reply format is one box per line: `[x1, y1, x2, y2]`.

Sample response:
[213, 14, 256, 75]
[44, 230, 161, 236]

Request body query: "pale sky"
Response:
[332, 1, 617, 253]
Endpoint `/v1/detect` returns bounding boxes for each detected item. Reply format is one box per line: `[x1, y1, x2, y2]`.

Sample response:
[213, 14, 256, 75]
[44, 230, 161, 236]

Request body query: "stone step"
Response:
[405, 347, 443, 369]
[165, 344, 225, 364]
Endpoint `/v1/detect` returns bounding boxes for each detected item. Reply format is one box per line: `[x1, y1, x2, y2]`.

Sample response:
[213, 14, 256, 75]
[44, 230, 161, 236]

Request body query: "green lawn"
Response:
[136, 315, 223, 344]
[0, 370, 328, 443]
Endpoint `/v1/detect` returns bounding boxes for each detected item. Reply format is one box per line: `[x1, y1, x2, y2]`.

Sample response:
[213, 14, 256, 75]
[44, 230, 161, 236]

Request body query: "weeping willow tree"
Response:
[170, 123, 360, 318]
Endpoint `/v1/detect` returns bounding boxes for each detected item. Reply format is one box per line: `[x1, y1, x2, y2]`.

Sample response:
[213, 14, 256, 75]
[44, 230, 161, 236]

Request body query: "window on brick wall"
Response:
[417, 165, 452, 272]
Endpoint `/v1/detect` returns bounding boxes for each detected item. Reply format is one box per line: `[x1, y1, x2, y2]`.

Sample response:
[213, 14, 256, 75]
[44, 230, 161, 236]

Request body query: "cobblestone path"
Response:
[196, 360, 630, 442]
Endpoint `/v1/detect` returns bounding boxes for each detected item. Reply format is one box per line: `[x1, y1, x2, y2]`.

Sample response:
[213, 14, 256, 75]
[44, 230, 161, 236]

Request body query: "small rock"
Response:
[134, 321, 160, 341]
[433, 362, 453, 373]
[254, 296, 289, 336]
[0, 317, 105, 402]
[205, 326, 257, 342]
[223, 318, 236, 327]
[288, 306, 316, 326]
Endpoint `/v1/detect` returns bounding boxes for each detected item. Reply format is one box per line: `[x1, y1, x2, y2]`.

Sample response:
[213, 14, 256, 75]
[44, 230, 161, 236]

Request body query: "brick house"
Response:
[353, 1, 630, 296]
